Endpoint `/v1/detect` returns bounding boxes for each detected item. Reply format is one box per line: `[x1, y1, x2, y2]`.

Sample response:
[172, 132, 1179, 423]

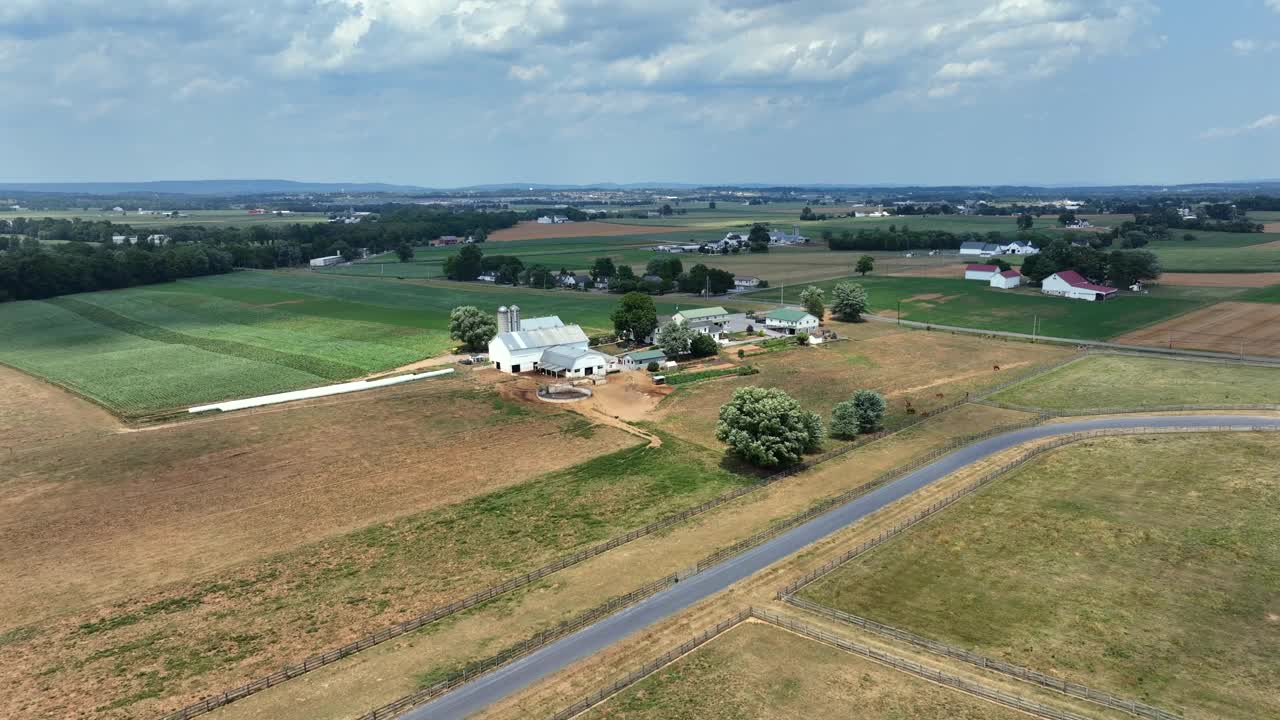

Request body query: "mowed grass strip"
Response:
[1, 431, 751, 718]
[750, 275, 1205, 340]
[988, 354, 1280, 410]
[583, 621, 1029, 720]
[800, 433, 1280, 720]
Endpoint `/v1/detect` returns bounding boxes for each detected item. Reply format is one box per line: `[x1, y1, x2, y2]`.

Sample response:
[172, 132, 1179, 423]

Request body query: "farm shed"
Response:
[620, 349, 668, 370]
[537, 346, 613, 378]
[1041, 271, 1118, 301]
[764, 308, 819, 335]
[488, 309, 590, 374]
[964, 264, 999, 281]
[990, 270, 1023, 289]
[309, 255, 343, 267]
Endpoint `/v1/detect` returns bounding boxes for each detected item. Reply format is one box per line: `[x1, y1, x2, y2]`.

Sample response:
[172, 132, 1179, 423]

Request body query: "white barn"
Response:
[964, 264, 999, 281]
[764, 308, 819, 335]
[487, 306, 601, 374]
[990, 270, 1022, 289]
[673, 306, 730, 325]
[1041, 271, 1118, 301]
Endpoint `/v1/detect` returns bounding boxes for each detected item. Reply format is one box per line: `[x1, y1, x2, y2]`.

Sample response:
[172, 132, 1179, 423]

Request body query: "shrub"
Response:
[646, 361, 660, 372]
[690, 333, 719, 357]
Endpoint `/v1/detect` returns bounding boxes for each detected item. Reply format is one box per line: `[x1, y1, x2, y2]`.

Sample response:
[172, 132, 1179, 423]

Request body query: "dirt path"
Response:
[363, 353, 468, 379]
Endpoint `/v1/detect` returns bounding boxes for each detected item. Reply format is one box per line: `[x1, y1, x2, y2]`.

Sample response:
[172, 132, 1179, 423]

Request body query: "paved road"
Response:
[401, 415, 1280, 719]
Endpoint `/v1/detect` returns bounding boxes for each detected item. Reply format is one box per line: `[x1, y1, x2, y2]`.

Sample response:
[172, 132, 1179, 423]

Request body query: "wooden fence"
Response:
[783, 595, 1181, 720]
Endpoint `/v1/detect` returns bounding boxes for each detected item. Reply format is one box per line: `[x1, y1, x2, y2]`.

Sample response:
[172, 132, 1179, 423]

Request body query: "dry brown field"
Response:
[1157, 272, 1280, 287]
[487, 221, 685, 241]
[1264, 223, 1280, 234]
[0, 370, 633, 626]
[1112, 301, 1280, 356]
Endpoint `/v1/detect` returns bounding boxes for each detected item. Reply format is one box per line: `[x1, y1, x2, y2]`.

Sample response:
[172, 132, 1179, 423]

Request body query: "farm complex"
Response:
[4, 195, 1280, 720]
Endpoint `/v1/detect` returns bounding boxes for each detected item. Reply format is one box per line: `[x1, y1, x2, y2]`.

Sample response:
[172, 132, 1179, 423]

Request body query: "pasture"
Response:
[0, 270, 730, 416]
[800, 432, 1280, 719]
[584, 621, 1029, 720]
[987, 354, 1280, 409]
[748, 275, 1205, 340]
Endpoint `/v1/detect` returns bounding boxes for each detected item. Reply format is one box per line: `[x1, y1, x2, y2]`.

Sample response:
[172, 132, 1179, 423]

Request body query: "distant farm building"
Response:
[990, 270, 1022, 289]
[1041, 271, 1117, 301]
[764, 308, 820, 335]
[1000, 239, 1039, 255]
[620, 349, 667, 370]
[964, 264, 1000, 281]
[960, 242, 1001, 257]
[309, 255, 344, 268]
[536, 215, 572, 224]
[734, 276, 762, 290]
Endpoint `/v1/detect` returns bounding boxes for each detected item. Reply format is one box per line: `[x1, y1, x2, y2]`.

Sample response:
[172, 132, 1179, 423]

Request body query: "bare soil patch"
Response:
[0, 374, 633, 626]
[488, 221, 686, 242]
[887, 264, 964, 278]
[1158, 273, 1280, 288]
[1112, 301, 1280, 356]
[1264, 223, 1280, 234]
[0, 364, 118, 449]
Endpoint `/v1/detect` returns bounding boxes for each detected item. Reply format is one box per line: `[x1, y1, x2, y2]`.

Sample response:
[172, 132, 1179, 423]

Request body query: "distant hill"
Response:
[0, 179, 436, 195]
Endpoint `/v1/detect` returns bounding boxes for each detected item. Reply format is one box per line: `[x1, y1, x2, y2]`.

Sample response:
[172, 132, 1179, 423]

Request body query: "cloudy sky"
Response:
[3, 1, 1278, 187]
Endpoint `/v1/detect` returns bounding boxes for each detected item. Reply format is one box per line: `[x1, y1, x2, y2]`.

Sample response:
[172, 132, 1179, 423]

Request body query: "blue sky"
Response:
[2, 1, 1278, 187]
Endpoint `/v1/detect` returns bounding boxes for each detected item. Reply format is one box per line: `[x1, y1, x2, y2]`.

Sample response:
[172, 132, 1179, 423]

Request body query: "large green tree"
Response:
[747, 223, 770, 253]
[656, 320, 695, 356]
[800, 285, 825, 320]
[690, 333, 720, 357]
[832, 390, 886, 437]
[611, 292, 658, 343]
[449, 306, 497, 351]
[1107, 250, 1161, 288]
[1016, 213, 1035, 232]
[395, 243, 414, 262]
[831, 282, 868, 321]
[590, 257, 616, 280]
[445, 244, 484, 281]
[855, 255, 874, 276]
[716, 387, 823, 467]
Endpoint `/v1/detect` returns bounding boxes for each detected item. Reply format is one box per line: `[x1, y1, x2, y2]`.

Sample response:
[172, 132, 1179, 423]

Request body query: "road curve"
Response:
[401, 415, 1280, 720]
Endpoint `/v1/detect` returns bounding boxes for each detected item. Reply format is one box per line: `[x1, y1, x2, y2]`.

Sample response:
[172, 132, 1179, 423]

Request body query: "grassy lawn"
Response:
[1144, 232, 1280, 272]
[0, 270, 738, 416]
[584, 621, 1029, 720]
[800, 433, 1280, 719]
[747, 275, 1204, 340]
[2, 430, 752, 718]
[988, 354, 1280, 410]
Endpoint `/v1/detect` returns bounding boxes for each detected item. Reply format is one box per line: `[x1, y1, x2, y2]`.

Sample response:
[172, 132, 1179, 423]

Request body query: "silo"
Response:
[497, 306, 510, 334]
[509, 305, 521, 331]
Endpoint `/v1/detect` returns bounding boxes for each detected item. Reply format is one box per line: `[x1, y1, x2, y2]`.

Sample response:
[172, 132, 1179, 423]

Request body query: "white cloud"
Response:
[935, 59, 1004, 79]
[508, 64, 548, 82]
[1269, 0, 1280, 13]
[1201, 113, 1280, 139]
[1231, 38, 1278, 55]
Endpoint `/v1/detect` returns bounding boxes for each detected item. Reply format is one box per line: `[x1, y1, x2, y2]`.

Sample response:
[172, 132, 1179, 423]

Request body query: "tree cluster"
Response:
[1019, 238, 1161, 288]
[830, 390, 887, 438]
[0, 240, 233, 302]
[716, 386, 823, 468]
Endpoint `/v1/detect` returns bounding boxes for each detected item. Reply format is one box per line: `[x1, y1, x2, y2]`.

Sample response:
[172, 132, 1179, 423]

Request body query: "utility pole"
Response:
[1032, 314, 1038, 342]
[897, 300, 901, 325]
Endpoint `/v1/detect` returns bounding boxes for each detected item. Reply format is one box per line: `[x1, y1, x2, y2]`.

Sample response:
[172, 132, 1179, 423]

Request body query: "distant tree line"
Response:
[0, 239, 233, 302]
[1019, 238, 1161, 289]
[825, 227, 1034, 252]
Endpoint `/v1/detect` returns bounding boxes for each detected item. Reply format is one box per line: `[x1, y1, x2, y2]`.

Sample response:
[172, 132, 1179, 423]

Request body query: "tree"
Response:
[1057, 211, 1077, 227]
[591, 257, 617, 281]
[611, 292, 658, 343]
[992, 258, 1012, 272]
[830, 390, 886, 437]
[831, 282, 868, 321]
[1107, 250, 1161, 288]
[660, 203, 674, 216]
[448, 306, 497, 352]
[800, 285, 825, 320]
[1017, 213, 1035, 232]
[446, 244, 484, 281]
[646, 256, 683, 281]
[656, 320, 695, 356]
[690, 333, 719, 357]
[855, 255, 874, 276]
[708, 201, 717, 209]
[331, 241, 356, 262]
[716, 386, 824, 467]
[395, 243, 414, 262]
[795, 332, 810, 346]
[678, 263, 735, 294]
[646, 361, 660, 372]
[748, 223, 770, 253]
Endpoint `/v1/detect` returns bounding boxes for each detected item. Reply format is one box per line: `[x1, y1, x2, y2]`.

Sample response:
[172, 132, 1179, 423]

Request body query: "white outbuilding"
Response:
[964, 263, 999, 281]
[764, 308, 820, 335]
[990, 270, 1022, 289]
[1040, 271, 1118, 301]
[487, 306, 611, 375]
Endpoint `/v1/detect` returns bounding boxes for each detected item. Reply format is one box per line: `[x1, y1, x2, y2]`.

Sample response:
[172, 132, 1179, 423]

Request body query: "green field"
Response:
[585, 621, 1029, 720]
[800, 433, 1280, 719]
[989, 354, 1280, 410]
[0, 271, 728, 415]
[748, 275, 1203, 340]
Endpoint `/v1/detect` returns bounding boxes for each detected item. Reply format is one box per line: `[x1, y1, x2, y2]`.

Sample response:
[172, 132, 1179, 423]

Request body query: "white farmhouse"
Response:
[309, 255, 343, 267]
[733, 276, 762, 290]
[990, 270, 1022, 289]
[964, 263, 999, 281]
[673, 306, 730, 325]
[1001, 239, 1039, 255]
[1040, 271, 1118, 301]
[764, 308, 819, 335]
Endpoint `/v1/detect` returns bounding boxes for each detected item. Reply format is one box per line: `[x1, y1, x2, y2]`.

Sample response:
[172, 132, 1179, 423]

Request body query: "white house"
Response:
[620, 348, 668, 370]
[764, 308, 819, 335]
[1001, 239, 1039, 255]
[959, 241, 1000, 257]
[990, 270, 1022, 289]
[687, 319, 725, 338]
[964, 264, 1000, 281]
[309, 255, 343, 267]
[536, 216, 555, 224]
[477, 272, 498, 282]
[487, 306, 597, 374]
[734, 276, 762, 290]
[673, 306, 730, 325]
[146, 234, 171, 245]
[1040, 271, 1118, 301]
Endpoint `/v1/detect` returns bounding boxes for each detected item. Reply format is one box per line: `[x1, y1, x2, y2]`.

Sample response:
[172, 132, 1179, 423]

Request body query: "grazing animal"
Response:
[993, 364, 1001, 371]
[935, 393, 944, 399]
